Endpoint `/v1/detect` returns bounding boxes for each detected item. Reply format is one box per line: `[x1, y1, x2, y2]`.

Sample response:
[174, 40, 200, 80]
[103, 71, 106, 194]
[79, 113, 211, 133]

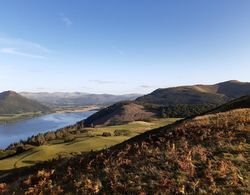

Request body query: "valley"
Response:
[0, 91, 138, 123]
[0, 81, 250, 194]
[0, 111, 96, 149]
[1, 2, 250, 193]
[53, 105, 101, 114]
[0, 84, 249, 194]
[1, 105, 249, 194]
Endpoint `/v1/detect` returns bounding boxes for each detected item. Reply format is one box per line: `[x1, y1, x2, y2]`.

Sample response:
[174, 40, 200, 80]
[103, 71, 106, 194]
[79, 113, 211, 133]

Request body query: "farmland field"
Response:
[0, 118, 179, 172]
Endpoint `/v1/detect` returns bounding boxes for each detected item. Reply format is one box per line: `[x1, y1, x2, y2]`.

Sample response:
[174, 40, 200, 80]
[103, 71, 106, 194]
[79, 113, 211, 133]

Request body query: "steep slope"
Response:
[207, 95, 250, 114]
[82, 80, 250, 126]
[20, 92, 141, 107]
[2, 108, 249, 194]
[0, 91, 50, 114]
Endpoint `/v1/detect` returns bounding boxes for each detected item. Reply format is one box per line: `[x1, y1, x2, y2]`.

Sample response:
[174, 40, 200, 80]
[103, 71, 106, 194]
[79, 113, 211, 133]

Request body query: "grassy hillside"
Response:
[0, 91, 50, 115]
[0, 118, 177, 171]
[136, 80, 250, 105]
[136, 86, 228, 105]
[82, 102, 216, 127]
[216, 80, 250, 98]
[82, 101, 156, 127]
[1, 109, 249, 194]
[81, 80, 250, 127]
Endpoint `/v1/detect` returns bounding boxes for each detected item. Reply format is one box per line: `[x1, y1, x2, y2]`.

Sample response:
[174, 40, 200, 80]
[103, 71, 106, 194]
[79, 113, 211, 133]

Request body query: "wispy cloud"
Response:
[0, 36, 51, 59]
[140, 85, 156, 89]
[59, 13, 72, 27]
[112, 46, 125, 56]
[0, 37, 51, 53]
[89, 80, 116, 84]
[0, 48, 46, 59]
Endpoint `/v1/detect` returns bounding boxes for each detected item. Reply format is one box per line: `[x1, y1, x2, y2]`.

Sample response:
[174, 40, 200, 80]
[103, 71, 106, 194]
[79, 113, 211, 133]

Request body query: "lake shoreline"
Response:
[0, 105, 101, 124]
[0, 110, 96, 149]
[54, 105, 101, 114]
[0, 112, 46, 124]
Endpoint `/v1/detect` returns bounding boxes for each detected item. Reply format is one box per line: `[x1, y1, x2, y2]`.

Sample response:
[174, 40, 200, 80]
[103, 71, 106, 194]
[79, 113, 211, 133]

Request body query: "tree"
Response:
[44, 132, 56, 141]
[64, 134, 75, 142]
[56, 131, 64, 139]
[36, 134, 46, 145]
[102, 132, 112, 137]
[160, 108, 167, 118]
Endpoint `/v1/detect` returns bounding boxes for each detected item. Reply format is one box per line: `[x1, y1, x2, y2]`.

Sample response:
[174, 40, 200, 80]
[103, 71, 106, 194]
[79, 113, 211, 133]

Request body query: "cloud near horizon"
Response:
[89, 80, 117, 84]
[140, 85, 157, 89]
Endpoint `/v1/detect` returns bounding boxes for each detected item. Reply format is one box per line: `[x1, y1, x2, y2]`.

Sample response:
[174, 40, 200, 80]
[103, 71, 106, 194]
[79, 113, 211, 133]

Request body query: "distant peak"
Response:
[216, 80, 243, 85]
[227, 80, 241, 83]
[0, 90, 19, 97]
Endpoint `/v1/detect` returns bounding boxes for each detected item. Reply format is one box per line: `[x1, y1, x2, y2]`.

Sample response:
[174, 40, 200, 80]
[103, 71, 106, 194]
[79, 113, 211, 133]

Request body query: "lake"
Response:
[0, 111, 96, 149]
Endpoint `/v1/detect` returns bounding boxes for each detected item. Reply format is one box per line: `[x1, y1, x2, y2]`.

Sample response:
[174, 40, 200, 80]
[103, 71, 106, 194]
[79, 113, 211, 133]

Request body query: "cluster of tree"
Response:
[101, 130, 131, 137]
[159, 104, 216, 118]
[26, 128, 80, 146]
[102, 132, 112, 137]
[5, 125, 81, 150]
[114, 129, 130, 136]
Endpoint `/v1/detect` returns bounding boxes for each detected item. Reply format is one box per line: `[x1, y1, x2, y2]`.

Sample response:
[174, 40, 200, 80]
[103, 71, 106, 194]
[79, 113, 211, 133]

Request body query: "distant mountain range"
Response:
[0, 91, 50, 115]
[20, 92, 141, 107]
[82, 80, 250, 126]
[1, 80, 249, 121]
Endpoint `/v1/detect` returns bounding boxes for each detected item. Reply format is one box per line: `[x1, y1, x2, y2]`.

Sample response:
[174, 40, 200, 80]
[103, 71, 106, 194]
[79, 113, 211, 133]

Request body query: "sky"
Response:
[0, 0, 250, 94]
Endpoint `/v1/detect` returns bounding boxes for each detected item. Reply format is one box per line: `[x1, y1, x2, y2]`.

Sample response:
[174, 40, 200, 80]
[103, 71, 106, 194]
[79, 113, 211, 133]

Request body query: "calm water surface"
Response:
[0, 111, 95, 149]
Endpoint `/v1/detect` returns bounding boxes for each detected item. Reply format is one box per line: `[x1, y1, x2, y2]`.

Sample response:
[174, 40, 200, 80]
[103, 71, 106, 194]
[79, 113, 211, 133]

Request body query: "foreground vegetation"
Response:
[1, 109, 249, 194]
[0, 118, 178, 172]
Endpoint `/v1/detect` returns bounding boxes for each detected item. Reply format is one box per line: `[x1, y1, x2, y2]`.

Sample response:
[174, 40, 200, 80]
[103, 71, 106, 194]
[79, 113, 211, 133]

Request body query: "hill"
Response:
[81, 80, 250, 126]
[2, 108, 249, 194]
[136, 80, 250, 105]
[20, 92, 141, 107]
[207, 95, 250, 114]
[0, 91, 50, 115]
[82, 101, 156, 127]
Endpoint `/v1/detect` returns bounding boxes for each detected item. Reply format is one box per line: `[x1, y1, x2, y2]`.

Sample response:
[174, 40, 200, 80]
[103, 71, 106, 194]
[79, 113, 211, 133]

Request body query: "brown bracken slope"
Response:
[1, 108, 249, 194]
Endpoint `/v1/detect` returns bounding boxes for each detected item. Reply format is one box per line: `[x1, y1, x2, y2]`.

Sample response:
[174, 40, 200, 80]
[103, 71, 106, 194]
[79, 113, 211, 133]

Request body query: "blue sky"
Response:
[0, 0, 249, 94]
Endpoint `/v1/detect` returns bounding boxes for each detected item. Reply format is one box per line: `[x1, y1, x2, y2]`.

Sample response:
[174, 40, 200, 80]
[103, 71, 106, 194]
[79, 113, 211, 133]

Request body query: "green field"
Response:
[0, 112, 43, 123]
[0, 118, 179, 171]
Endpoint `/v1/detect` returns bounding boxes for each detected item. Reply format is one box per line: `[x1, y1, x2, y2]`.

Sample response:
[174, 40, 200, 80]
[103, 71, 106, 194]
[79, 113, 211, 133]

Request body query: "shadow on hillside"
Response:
[22, 160, 43, 165]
